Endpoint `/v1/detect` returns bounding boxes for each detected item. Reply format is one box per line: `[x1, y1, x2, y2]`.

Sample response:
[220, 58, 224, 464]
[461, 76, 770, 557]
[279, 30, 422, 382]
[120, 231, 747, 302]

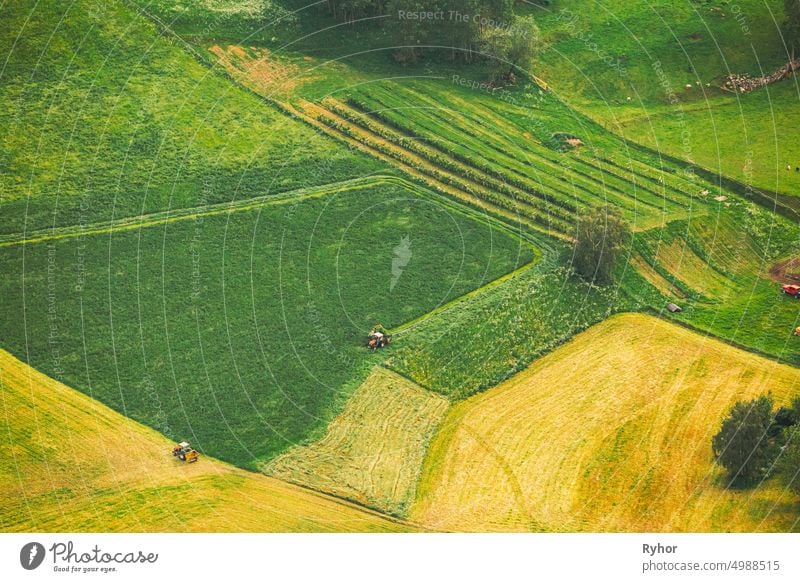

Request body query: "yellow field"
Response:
[0, 350, 412, 532]
[264, 367, 449, 516]
[411, 313, 800, 532]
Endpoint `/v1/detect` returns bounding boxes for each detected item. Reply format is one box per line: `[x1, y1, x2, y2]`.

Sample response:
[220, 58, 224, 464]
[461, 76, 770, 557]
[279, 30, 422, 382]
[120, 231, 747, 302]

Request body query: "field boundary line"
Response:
[0, 176, 389, 248]
[642, 307, 800, 369]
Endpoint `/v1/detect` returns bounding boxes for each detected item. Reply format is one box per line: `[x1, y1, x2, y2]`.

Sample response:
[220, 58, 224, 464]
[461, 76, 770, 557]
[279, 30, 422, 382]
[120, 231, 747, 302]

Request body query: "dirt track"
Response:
[768, 257, 800, 283]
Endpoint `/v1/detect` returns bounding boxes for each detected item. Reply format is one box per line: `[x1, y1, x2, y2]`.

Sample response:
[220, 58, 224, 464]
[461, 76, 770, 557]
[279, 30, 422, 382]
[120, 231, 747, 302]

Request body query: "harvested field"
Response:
[411, 314, 800, 532]
[264, 367, 449, 516]
[0, 350, 412, 532]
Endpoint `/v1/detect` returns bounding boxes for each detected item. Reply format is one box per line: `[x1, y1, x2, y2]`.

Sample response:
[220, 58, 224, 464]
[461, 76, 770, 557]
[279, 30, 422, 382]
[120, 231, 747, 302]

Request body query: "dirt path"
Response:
[769, 256, 800, 283]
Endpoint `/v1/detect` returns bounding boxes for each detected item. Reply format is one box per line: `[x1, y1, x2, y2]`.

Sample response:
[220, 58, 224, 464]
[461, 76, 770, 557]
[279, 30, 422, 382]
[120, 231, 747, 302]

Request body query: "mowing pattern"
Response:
[0, 177, 531, 469]
[264, 367, 449, 516]
[411, 314, 800, 532]
[635, 214, 766, 300]
[298, 81, 710, 236]
[0, 350, 411, 532]
[203, 44, 715, 238]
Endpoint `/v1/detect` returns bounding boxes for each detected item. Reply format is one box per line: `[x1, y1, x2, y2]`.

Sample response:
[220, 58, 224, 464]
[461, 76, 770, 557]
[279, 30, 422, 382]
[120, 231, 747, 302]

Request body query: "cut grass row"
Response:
[301, 100, 576, 234]
[0, 349, 412, 532]
[342, 82, 706, 229]
[279, 100, 570, 240]
[187, 35, 716, 234]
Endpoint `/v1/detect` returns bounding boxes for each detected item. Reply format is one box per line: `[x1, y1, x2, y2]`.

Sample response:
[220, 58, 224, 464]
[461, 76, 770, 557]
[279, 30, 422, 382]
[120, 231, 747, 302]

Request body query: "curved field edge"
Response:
[263, 366, 449, 517]
[411, 313, 800, 532]
[0, 349, 413, 532]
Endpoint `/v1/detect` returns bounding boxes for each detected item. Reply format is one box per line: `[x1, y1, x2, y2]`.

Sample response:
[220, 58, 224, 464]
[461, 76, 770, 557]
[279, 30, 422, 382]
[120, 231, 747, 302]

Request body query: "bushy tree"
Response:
[712, 395, 777, 485]
[485, 16, 539, 82]
[776, 397, 800, 493]
[571, 205, 630, 285]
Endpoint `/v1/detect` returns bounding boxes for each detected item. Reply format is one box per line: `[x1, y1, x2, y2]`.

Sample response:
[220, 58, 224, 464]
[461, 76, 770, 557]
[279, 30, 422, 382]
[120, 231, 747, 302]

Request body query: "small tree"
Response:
[786, 0, 800, 60]
[572, 205, 630, 285]
[776, 397, 800, 493]
[712, 395, 777, 486]
[484, 17, 539, 83]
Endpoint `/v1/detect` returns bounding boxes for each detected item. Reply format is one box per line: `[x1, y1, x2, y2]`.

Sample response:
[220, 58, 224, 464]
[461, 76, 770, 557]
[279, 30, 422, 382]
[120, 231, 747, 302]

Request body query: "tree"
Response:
[786, 0, 800, 60]
[484, 16, 539, 82]
[776, 397, 800, 494]
[571, 205, 630, 285]
[386, 0, 434, 63]
[712, 395, 777, 486]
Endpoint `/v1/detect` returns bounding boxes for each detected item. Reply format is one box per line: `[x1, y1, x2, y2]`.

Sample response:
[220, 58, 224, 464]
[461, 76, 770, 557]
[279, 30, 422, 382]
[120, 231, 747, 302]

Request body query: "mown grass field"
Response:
[202, 39, 723, 237]
[0, 0, 383, 234]
[0, 177, 532, 469]
[530, 0, 800, 199]
[3, 0, 800, 534]
[0, 349, 411, 532]
[127, 0, 800, 374]
[411, 313, 800, 532]
[264, 366, 448, 516]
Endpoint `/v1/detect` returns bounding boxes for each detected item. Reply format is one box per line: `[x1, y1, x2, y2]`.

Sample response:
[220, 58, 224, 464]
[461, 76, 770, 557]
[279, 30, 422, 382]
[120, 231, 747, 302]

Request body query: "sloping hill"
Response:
[411, 313, 800, 532]
[0, 350, 412, 532]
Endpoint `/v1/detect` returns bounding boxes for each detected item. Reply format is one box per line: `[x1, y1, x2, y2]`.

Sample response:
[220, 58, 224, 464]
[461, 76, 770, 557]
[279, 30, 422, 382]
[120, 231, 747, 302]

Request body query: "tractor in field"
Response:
[366, 325, 391, 350]
[782, 284, 800, 297]
[172, 441, 199, 463]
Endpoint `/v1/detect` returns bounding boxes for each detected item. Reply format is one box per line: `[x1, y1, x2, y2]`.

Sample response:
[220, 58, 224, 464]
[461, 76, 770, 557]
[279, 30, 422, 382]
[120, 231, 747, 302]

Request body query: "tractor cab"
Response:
[782, 284, 800, 297]
[366, 325, 391, 350]
[172, 441, 199, 463]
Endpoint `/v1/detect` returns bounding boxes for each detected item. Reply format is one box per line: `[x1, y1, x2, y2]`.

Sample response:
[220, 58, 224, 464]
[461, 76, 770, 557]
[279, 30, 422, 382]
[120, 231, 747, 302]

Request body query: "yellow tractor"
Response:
[172, 441, 199, 463]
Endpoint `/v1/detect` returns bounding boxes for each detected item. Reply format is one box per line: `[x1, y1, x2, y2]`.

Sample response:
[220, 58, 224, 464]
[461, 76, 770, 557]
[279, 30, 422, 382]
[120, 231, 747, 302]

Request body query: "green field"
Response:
[531, 0, 800, 200]
[3, 0, 800, 534]
[0, 0, 382, 234]
[0, 177, 532, 468]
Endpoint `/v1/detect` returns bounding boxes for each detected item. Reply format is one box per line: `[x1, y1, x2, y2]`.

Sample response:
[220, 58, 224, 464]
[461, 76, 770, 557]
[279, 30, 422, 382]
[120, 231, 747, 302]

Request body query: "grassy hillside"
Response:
[0, 177, 532, 469]
[0, 349, 412, 532]
[411, 313, 800, 532]
[531, 0, 800, 199]
[0, 0, 383, 234]
[264, 366, 449, 516]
